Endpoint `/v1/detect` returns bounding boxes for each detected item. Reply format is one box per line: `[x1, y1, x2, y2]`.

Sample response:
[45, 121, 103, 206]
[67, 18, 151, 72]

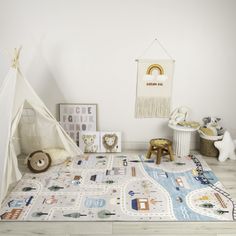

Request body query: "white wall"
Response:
[0, 0, 236, 149]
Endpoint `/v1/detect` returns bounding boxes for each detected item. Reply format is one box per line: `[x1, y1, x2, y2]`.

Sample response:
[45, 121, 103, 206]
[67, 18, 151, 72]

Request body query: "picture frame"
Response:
[79, 131, 100, 153]
[100, 131, 122, 153]
[59, 103, 97, 146]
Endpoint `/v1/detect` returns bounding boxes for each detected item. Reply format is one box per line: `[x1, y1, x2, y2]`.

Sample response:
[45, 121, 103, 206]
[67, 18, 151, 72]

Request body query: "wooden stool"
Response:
[146, 138, 174, 164]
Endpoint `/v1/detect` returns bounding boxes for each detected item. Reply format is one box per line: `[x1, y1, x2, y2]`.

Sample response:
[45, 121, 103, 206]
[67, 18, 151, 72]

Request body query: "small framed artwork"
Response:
[100, 132, 121, 153]
[59, 103, 97, 146]
[79, 131, 100, 153]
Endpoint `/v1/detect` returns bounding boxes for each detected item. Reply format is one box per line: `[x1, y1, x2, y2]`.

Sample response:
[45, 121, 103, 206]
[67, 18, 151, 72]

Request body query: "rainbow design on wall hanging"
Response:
[146, 64, 164, 75]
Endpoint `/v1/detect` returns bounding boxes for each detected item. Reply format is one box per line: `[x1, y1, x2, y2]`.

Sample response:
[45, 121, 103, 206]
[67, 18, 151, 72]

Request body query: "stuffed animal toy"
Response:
[169, 106, 189, 126]
[202, 117, 224, 136]
[27, 150, 51, 173]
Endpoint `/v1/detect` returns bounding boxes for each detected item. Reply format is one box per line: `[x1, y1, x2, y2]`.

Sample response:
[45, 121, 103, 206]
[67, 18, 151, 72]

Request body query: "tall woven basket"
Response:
[199, 134, 223, 157]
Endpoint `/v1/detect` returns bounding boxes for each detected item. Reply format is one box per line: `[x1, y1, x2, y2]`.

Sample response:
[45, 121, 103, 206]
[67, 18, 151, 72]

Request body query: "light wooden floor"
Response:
[1, 152, 236, 236]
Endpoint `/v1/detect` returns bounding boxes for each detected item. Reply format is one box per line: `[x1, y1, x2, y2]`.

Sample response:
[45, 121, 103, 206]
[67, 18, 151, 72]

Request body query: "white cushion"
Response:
[43, 148, 70, 166]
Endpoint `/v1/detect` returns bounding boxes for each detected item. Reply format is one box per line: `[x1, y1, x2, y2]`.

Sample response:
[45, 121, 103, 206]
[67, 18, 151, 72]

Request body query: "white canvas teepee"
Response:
[0, 48, 82, 205]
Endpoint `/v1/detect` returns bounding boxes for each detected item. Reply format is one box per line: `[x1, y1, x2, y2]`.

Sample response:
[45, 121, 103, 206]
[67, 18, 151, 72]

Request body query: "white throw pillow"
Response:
[43, 148, 70, 166]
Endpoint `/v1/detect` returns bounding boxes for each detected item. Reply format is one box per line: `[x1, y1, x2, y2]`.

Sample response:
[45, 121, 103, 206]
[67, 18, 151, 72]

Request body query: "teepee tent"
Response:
[0, 48, 82, 206]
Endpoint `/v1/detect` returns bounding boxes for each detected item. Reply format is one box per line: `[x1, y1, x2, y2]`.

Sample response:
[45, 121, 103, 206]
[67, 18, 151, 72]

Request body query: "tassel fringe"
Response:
[135, 97, 170, 118]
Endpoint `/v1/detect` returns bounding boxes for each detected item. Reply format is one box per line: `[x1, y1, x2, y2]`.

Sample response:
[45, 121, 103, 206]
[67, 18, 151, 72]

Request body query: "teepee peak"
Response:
[11, 47, 22, 69]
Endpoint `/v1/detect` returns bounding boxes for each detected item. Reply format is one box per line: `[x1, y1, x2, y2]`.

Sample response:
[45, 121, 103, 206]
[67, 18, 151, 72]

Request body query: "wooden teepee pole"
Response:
[11, 47, 22, 69]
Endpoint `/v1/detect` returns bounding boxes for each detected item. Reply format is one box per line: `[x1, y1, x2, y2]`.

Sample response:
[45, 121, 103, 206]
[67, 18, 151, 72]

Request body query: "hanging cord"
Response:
[136, 37, 174, 61]
[138, 38, 157, 59]
[155, 38, 174, 61]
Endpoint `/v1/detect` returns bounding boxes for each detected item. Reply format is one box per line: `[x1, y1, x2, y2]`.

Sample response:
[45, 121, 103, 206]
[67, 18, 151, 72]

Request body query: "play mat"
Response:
[0, 153, 235, 221]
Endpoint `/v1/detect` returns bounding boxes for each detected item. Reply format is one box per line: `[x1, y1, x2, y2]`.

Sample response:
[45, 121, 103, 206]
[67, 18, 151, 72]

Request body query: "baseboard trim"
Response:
[122, 141, 148, 150]
[122, 137, 199, 151]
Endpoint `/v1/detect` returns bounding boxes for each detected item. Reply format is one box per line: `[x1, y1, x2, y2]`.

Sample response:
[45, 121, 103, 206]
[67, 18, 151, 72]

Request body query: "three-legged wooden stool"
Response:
[146, 138, 174, 164]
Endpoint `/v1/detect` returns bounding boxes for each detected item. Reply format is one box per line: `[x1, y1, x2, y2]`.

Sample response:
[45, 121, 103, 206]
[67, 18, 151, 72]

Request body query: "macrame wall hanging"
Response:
[135, 38, 175, 118]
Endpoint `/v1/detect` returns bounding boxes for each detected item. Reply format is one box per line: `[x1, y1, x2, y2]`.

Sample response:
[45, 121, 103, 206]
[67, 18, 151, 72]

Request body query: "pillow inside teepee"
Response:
[43, 148, 70, 166]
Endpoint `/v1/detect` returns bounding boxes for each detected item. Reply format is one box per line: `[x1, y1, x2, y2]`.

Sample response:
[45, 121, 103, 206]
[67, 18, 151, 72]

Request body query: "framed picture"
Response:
[100, 131, 121, 153]
[59, 103, 97, 146]
[79, 131, 100, 153]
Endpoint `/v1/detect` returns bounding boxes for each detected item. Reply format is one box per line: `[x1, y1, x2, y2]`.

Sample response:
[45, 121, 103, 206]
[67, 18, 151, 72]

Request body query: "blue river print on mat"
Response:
[140, 155, 220, 221]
